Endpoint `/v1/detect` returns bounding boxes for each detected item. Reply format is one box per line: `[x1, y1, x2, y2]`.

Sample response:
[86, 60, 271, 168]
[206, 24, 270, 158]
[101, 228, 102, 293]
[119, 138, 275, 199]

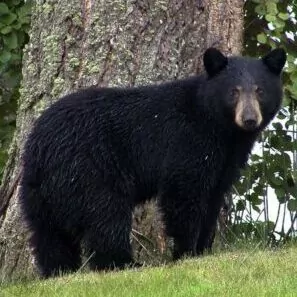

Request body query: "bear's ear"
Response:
[262, 48, 286, 75]
[203, 48, 228, 78]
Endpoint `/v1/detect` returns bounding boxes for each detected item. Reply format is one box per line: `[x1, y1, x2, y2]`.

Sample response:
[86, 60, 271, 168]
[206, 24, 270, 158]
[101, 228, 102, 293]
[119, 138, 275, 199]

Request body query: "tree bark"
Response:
[0, 0, 244, 281]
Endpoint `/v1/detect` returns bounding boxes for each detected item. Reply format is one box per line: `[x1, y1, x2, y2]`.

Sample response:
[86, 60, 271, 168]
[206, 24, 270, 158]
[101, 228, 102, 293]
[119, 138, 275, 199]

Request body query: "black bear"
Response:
[19, 47, 286, 278]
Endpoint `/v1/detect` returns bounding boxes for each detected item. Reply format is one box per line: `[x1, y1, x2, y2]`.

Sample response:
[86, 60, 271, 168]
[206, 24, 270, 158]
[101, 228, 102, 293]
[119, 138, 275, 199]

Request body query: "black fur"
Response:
[203, 47, 228, 77]
[262, 48, 286, 75]
[19, 48, 286, 277]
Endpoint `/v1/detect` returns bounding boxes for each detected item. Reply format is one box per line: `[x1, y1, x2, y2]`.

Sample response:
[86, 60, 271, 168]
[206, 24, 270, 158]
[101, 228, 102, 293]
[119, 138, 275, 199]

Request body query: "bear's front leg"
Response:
[159, 189, 205, 260]
[196, 198, 223, 255]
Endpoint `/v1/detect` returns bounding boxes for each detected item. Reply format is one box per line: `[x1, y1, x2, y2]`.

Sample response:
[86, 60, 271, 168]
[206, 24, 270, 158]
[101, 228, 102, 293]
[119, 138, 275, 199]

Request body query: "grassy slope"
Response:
[1, 247, 297, 297]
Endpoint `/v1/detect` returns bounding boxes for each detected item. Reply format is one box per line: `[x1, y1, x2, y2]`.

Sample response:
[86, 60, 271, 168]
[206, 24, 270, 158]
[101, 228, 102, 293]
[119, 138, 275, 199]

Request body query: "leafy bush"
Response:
[0, 0, 32, 179]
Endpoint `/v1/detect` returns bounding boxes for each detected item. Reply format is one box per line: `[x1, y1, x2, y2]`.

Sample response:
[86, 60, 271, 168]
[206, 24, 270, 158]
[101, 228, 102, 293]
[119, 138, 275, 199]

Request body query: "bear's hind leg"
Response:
[83, 191, 134, 271]
[29, 225, 82, 278]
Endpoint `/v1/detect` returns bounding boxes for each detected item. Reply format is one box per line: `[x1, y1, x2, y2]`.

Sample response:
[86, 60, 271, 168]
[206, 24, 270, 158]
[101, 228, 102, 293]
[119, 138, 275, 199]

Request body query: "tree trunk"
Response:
[0, 0, 244, 281]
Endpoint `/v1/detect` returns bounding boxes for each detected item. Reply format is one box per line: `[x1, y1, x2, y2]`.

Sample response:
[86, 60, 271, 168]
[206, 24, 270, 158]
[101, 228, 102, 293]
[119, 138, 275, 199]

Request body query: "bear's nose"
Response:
[243, 118, 257, 130]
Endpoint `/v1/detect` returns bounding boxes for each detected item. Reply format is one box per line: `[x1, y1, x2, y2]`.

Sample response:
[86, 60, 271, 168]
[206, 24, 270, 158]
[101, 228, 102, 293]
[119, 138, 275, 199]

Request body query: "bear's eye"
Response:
[231, 88, 240, 98]
[255, 87, 264, 95]
[253, 85, 264, 96]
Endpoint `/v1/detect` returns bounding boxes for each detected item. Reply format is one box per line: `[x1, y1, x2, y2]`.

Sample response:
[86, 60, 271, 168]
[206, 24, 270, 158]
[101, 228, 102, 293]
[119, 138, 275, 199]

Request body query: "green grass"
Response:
[1, 247, 297, 297]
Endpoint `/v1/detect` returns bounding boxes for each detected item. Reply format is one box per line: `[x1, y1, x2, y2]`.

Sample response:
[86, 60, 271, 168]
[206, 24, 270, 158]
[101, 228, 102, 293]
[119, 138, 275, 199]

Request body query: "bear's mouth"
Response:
[240, 119, 259, 131]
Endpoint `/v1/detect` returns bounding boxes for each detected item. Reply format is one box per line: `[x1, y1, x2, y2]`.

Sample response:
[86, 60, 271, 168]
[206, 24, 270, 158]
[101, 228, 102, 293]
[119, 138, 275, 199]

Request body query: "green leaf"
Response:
[12, 22, 22, 30]
[270, 134, 281, 149]
[275, 187, 286, 199]
[0, 3, 9, 15]
[3, 32, 18, 49]
[269, 175, 283, 187]
[272, 122, 282, 130]
[287, 199, 297, 211]
[277, 195, 287, 204]
[266, 2, 278, 15]
[236, 199, 246, 211]
[274, 19, 285, 29]
[11, 0, 21, 5]
[255, 4, 266, 15]
[252, 205, 261, 212]
[282, 152, 292, 168]
[0, 50, 11, 63]
[292, 141, 297, 150]
[250, 154, 261, 162]
[277, 110, 287, 120]
[265, 14, 276, 22]
[17, 31, 25, 46]
[290, 71, 297, 82]
[1, 13, 17, 25]
[257, 33, 267, 44]
[17, 2, 32, 24]
[278, 12, 289, 20]
[1, 26, 11, 34]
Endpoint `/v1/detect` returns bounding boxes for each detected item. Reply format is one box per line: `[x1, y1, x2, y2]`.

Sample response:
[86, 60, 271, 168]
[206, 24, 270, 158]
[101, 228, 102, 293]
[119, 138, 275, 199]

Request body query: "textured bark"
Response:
[0, 0, 244, 281]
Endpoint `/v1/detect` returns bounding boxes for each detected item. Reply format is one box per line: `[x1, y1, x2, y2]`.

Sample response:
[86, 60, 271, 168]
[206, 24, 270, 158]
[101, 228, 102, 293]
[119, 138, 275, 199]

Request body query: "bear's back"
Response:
[22, 76, 208, 202]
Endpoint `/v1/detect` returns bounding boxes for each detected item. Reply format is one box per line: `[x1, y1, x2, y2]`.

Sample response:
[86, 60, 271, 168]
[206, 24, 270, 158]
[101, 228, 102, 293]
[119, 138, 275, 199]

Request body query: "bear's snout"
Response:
[234, 86, 263, 131]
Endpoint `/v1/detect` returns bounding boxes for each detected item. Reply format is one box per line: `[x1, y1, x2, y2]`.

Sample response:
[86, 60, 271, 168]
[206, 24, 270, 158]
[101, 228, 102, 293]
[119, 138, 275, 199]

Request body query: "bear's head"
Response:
[202, 47, 286, 132]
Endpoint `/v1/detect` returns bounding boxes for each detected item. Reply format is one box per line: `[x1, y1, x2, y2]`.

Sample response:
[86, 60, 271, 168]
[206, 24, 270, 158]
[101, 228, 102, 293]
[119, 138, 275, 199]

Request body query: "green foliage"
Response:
[231, 0, 297, 244]
[0, 0, 32, 180]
